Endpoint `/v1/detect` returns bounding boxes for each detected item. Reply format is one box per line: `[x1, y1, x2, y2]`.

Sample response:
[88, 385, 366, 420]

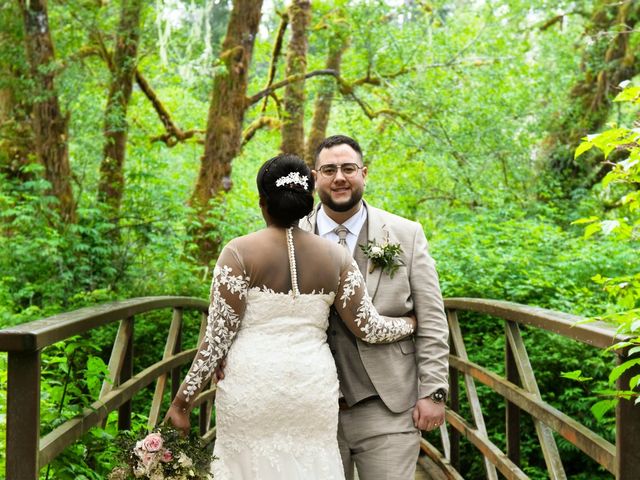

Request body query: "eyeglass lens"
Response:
[319, 163, 360, 177]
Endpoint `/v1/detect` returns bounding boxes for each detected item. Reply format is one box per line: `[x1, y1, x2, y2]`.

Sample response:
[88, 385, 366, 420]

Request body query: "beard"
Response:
[317, 185, 364, 212]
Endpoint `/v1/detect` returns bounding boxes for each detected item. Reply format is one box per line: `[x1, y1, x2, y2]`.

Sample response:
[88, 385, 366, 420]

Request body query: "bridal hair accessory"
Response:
[275, 171, 309, 190]
[359, 226, 404, 278]
[108, 426, 214, 479]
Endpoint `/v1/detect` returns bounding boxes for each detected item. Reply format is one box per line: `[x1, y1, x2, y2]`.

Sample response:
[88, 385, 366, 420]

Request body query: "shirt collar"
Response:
[317, 202, 367, 237]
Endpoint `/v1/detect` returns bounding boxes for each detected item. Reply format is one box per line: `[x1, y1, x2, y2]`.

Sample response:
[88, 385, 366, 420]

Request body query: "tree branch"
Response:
[242, 116, 280, 146]
[261, 12, 289, 112]
[134, 70, 204, 146]
[351, 66, 414, 86]
[77, 29, 200, 148]
[247, 69, 339, 105]
[539, 10, 589, 31]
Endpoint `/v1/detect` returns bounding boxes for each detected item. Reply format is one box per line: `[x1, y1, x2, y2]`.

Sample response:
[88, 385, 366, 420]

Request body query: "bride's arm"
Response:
[166, 244, 248, 432]
[333, 254, 415, 343]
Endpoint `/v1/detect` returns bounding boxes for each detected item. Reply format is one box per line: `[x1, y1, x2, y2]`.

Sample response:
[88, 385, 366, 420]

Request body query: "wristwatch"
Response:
[429, 388, 447, 404]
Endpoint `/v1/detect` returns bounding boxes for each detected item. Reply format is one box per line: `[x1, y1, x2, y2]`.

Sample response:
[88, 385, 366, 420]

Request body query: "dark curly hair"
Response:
[256, 154, 315, 227]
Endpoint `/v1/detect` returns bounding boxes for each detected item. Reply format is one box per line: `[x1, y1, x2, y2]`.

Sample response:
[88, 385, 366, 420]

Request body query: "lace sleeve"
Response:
[176, 246, 248, 406]
[334, 258, 415, 343]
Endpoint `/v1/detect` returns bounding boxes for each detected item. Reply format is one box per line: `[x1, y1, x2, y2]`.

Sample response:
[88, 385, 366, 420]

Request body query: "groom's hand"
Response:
[412, 397, 445, 431]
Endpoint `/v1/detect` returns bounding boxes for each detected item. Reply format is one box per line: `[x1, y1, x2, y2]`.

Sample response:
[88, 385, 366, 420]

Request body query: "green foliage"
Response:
[39, 336, 111, 435]
[1, 0, 638, 478]
[574, 82, 640, 409]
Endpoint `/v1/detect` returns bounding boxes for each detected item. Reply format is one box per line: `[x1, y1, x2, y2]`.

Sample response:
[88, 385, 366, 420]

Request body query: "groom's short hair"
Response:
[315, 135, 363, 165]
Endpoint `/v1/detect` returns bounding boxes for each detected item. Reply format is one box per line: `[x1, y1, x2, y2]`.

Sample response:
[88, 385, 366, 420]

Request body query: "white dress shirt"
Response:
[316, 203, 368, 256]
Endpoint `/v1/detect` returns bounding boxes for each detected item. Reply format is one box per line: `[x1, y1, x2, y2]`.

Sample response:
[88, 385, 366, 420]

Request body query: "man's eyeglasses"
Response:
[316, 163, 364, 178]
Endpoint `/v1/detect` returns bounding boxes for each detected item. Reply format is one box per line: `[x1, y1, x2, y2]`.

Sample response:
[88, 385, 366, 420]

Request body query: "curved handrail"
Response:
[0, 296, 208, 352]
[1, 296, 638, 479]
[444, 297, 624, 348]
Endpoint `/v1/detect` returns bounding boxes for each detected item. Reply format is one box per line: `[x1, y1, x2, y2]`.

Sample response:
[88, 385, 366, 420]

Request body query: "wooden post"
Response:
[615, 349, 640, 479]
[171, 316, 182, 400]
[197, 311, 213, 436]
[505, 322, 521, 466]
[448, 312, 460, 471]
[6, 350, 41, 480]
[449, 366, 460, 471]
[118, 316, 134, 431]
[199, 387, 211, 436]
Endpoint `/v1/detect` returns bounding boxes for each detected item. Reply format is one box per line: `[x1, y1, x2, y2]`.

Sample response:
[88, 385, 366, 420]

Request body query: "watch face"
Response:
[431, 389, 445, 402]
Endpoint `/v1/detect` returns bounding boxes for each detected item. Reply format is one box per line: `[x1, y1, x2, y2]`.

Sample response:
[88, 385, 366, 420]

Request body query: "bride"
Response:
[165, 154, 416, 479]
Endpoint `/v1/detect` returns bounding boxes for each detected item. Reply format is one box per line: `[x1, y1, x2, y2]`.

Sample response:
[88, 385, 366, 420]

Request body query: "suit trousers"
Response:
[337, 398, 420, 480]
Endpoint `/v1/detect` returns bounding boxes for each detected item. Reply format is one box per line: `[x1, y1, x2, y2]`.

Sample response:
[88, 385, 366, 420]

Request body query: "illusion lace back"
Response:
[174, 227, 415, 479]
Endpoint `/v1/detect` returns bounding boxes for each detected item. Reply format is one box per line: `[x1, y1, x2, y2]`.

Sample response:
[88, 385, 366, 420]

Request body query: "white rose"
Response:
[177, 452, 193, 468]
[370, 246, 383, 257]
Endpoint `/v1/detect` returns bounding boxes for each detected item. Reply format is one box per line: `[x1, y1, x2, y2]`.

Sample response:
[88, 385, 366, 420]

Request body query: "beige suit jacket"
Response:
[301, 201, 449, 412]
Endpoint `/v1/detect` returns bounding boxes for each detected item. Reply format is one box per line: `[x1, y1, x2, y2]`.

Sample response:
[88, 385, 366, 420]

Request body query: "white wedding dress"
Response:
[176, 227, 414, 479]
[213, 289, 342, 478]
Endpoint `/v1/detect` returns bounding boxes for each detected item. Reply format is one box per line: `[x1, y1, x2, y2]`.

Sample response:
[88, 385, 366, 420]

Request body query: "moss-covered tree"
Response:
[542, 0, 640, 189]
[17, 0, 75, 222]
[280, 0, 311, 155]
[190, 0, 264, 264]
[97, 0, 143, 220]
[0, 3, 33, 181]
[305, 34, 349, 166]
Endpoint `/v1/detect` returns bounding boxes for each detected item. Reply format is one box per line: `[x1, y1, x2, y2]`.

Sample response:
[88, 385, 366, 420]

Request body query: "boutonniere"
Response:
[359, 227, 404, 278]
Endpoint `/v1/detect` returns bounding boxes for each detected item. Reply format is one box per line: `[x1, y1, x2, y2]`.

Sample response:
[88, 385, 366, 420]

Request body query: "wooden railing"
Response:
[0, 297, 215, 480]
[421, 298, 640, 480]
[0, 297, 638, 479]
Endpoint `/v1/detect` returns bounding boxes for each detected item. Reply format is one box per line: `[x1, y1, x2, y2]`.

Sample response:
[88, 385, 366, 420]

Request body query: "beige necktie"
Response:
[333, 225, 349, 250]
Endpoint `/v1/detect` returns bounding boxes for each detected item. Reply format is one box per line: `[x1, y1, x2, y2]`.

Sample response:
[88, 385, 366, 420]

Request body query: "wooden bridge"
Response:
[0, 297, 638, 479]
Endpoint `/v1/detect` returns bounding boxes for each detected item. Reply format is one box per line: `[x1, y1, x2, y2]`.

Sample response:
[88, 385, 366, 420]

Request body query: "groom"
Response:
[302, 135, 449, 480]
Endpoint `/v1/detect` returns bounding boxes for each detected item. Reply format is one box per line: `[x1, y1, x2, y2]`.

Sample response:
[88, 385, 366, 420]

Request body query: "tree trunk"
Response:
[18, 0, 75, 222]
[190, 0, 263, 264]
[542, 0, 639, 189]
[0, 83, 33, 182]
[305, 36, 349, 166]
[0, 4, 34, 181]
[280, 0, 311, 155]
[97, 0, 143, 219]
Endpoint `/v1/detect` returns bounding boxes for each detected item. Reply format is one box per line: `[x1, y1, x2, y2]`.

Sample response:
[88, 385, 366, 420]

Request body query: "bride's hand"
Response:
[407, 311, 417, 331]
[164, 404, 191, 436]
[214, 357, 227, 382]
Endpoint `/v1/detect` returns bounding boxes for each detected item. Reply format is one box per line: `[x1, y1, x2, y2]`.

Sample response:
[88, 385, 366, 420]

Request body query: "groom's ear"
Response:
[311, 169, 318, 182]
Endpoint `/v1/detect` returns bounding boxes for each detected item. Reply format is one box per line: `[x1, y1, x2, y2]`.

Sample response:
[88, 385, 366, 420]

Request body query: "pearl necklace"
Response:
[286, 227, 300, 296]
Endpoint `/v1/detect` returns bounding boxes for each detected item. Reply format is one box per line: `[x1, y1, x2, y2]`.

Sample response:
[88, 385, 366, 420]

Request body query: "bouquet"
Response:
[109, 426, 213, 480]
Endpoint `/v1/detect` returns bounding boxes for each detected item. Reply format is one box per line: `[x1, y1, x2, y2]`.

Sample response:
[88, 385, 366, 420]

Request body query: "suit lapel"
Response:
[364, 202, 385, 299]
[353, 218, 368, 273]
[300, 205, 319, 234]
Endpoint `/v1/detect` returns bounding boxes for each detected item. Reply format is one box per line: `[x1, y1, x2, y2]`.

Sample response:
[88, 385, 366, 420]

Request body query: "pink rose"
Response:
[142, 432, 164, 452]
[161, 449, 173, 463]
